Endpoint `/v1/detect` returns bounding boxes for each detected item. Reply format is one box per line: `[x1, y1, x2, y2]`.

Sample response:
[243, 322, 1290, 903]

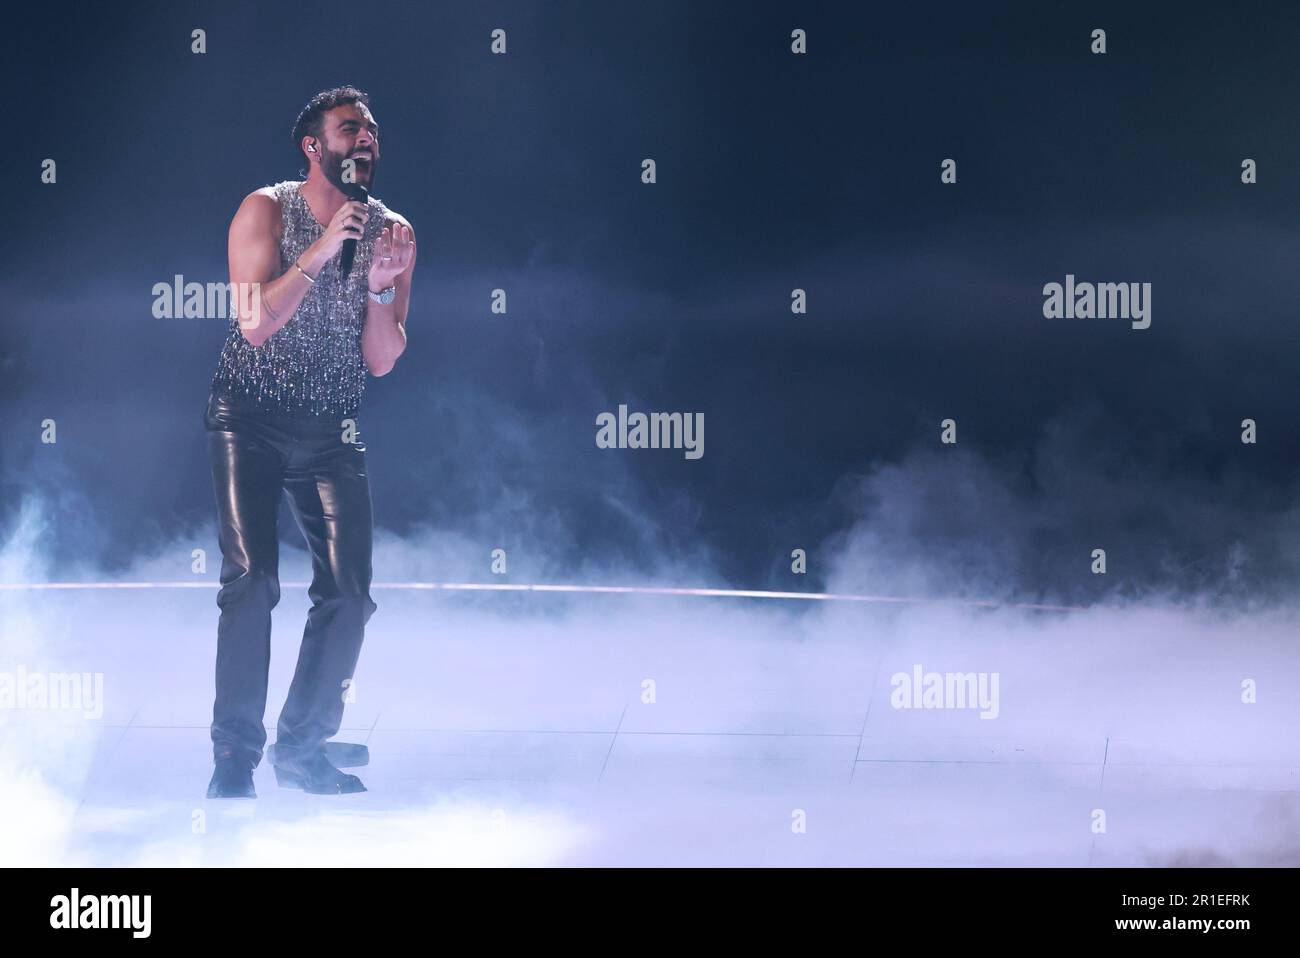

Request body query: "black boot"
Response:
[272, 748, 367, 795]
[268, 741, 369, 768]
[207, 756, 256, 799]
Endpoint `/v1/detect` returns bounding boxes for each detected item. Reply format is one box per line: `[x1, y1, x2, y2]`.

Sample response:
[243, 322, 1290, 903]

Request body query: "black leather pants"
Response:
[202, 391, 377, 767]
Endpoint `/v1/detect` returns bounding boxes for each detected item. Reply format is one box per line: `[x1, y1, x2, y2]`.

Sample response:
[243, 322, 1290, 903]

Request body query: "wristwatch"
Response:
[368, 285, 396, 305]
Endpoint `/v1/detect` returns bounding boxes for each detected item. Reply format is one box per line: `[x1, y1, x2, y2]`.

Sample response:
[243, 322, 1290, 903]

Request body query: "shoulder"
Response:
[231, 184, 288, 235]
[233, 186, 281, 220]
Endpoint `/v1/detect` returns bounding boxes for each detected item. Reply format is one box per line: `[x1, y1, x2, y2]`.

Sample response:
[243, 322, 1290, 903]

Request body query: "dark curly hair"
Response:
[290, 85, 371, 164]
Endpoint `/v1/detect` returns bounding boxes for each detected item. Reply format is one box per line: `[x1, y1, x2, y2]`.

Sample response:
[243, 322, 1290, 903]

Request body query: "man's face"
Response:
[315, 103, 380, 192]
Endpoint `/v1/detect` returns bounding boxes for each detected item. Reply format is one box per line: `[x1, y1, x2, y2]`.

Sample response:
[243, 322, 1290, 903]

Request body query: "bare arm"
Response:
[362, 216, 416, 376]
[228, 190, 367, 348]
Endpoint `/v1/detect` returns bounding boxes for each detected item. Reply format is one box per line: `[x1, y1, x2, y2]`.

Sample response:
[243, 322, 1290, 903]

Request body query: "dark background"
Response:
[5, 0, 1300, 605]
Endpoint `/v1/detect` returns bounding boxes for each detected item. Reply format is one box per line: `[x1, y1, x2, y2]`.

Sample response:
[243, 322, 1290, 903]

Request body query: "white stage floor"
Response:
[2, 579, 1298, 867]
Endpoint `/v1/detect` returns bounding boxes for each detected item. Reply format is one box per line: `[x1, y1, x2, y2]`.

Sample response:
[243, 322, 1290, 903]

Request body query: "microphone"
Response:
[339, 181, 369, 278]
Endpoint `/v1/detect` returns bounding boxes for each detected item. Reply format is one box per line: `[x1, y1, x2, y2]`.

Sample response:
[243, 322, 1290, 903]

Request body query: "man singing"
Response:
[202, 86, 415, 798]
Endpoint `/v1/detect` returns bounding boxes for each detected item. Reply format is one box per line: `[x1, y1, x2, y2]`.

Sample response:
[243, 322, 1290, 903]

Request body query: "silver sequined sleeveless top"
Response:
[210, 180, 389, 421]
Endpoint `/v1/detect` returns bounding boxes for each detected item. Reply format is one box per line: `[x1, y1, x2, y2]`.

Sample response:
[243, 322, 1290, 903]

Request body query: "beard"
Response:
[320, 144, 378, 194]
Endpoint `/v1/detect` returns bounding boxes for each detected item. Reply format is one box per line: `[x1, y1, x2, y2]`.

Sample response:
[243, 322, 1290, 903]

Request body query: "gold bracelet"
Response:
[294, 261, 318, 284]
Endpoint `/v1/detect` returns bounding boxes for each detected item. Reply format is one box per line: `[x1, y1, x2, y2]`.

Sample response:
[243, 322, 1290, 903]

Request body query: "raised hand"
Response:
[369, 223, 415, 290]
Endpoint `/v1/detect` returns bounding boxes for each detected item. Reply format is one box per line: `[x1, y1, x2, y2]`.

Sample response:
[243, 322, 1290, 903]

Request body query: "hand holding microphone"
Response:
[314, 190, 369, 271]
[338, 182, 369, 277]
